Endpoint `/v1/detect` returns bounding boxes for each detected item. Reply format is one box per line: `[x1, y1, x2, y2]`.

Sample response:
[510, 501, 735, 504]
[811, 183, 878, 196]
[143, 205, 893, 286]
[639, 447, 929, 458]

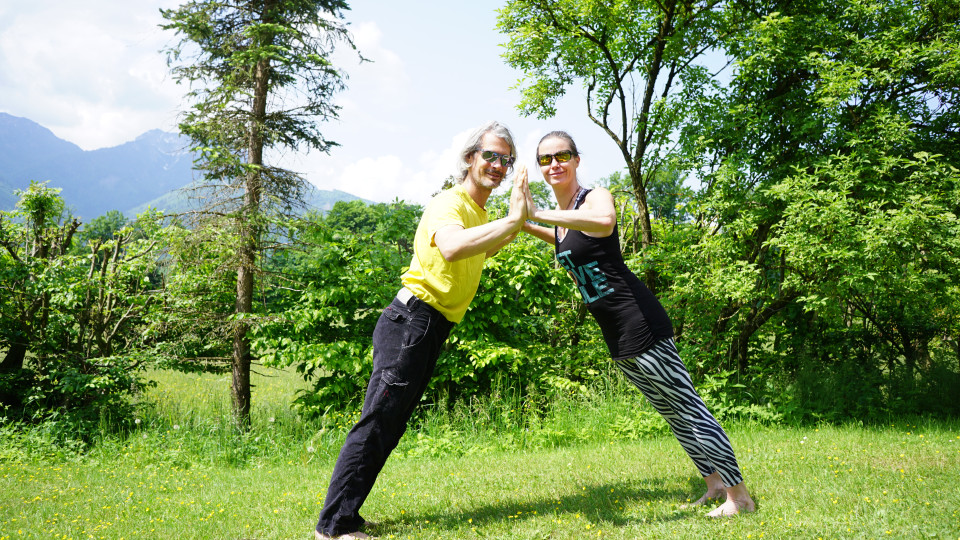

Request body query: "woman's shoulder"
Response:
[582, 186, 614, 203]
[580, 186, 616, 213]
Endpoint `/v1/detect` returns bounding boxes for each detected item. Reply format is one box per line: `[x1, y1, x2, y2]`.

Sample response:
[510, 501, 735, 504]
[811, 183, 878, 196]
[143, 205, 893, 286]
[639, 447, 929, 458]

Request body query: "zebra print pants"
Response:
[614, 338, 745, 487]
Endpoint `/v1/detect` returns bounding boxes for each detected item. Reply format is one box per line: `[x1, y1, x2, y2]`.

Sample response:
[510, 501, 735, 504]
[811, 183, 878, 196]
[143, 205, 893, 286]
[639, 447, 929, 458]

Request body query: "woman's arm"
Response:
[521, 220, 555, 244]
[530, 188, 617, 238]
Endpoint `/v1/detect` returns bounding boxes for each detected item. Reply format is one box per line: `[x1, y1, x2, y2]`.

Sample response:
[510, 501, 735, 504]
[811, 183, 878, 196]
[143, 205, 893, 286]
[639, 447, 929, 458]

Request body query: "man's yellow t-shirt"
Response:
[401, 184, 487, 323]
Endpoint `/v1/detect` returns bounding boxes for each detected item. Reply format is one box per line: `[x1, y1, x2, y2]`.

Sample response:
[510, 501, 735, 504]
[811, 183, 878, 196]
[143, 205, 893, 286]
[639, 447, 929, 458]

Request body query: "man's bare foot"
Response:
[315, 530, 372, 539]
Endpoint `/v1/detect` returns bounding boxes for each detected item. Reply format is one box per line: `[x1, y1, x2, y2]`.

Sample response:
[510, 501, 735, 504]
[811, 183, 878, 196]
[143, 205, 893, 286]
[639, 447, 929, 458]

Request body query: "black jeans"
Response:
[316, 293, 454, 536]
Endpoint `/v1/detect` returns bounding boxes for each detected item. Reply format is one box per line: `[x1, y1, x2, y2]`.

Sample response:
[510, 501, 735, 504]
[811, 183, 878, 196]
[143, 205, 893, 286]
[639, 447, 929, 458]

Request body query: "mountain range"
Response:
[0, 113, 365, 220]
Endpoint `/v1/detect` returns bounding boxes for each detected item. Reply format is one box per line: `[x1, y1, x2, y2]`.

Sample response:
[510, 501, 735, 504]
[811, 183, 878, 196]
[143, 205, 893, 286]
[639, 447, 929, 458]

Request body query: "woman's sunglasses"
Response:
[537, 150, 576, 166]
[479, 149, 516, 168]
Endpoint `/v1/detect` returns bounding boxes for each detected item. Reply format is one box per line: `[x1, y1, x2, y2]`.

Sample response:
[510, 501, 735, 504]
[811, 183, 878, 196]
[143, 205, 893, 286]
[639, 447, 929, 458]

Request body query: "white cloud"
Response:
[0, 1, 182, 149]
[301, 146, 451, 206]
[333, 21, 410, 126]
[333, 155, 406, 202]
[301, 129, 488, 206]
[1, 0, 630, 205]
[349, 21, 408, 90]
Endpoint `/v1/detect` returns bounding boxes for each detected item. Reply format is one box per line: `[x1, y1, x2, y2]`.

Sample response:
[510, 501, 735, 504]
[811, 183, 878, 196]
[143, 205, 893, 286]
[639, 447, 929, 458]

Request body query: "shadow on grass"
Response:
[373, 475, 700, 536]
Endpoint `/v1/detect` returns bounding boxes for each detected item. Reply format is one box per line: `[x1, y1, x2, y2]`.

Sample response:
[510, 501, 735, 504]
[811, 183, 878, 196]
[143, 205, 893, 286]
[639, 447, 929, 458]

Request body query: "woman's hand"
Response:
[508, 165, 529, 228]
[519, 166, 538, 219]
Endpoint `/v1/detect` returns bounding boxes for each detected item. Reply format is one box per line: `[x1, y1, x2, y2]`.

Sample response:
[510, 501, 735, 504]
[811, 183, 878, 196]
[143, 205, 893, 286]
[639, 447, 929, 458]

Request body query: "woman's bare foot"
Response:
[706, 481, 755, 517]
[707, 497, 755, 517]
[685, 472, 726, 507]
[690, 491, 724, 506]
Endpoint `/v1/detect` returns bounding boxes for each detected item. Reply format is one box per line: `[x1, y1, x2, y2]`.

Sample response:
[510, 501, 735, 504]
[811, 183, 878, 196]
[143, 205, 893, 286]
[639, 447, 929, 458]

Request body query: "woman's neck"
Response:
[555, 183, 582, 210]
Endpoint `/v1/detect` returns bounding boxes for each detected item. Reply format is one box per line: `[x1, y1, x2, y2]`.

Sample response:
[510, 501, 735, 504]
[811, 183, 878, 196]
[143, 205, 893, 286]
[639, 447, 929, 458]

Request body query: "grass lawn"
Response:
[1, 369, 958, 539]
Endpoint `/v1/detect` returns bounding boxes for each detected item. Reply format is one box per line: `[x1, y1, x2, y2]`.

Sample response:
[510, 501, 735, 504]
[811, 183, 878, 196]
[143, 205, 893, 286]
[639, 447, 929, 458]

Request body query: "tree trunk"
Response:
[232, 170, 262, 429]
[729, 294, 798, 374]
[955, 337, 959, 374]
[632, 181, 658, 292]
[634, 184, 654, 249]
[0, 342, 27, 373]
[731, 331, 750, 374]
[230, 2, 275, 429]
[232, 259, 253, 429]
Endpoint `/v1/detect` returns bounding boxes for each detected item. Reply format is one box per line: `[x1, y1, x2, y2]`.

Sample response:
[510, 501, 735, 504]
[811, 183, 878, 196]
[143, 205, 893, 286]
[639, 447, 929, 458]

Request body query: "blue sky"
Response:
[0, 1, 628, 205]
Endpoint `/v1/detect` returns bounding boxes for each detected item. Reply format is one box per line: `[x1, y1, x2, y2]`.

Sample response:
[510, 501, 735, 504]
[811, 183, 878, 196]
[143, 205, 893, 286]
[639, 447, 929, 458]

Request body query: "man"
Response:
[316, 121, 528, 540]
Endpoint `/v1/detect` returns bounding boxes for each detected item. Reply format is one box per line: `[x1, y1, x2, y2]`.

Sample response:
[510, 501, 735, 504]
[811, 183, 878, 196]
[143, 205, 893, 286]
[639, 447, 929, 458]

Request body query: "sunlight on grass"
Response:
[1, 367, 958, 538]
[142, 364, 311, 423]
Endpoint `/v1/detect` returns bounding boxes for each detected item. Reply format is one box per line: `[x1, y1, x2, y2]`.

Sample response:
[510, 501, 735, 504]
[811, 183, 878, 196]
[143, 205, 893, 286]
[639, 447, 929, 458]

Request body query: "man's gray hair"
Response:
[455, 121, 516, 183]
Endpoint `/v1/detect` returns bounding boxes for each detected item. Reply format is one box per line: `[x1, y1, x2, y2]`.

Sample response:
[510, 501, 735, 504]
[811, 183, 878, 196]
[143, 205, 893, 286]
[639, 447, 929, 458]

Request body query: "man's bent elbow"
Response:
[438, 245, 460, 262]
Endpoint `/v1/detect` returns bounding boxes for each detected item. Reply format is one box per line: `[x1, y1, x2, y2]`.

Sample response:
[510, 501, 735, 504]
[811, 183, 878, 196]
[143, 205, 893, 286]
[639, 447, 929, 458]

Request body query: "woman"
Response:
[520, 131, 756, 517]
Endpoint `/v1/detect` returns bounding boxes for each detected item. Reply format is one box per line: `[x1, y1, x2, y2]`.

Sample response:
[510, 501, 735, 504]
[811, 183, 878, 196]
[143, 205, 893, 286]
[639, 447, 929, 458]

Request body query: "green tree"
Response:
[147, 217, 238, 374]
[0, 183, 165, 433]
[498, 0, 733, 258]
[0, 182, 79, 374]
[160, 0, 356, 427]
[76, 210, 128, 248]
[253, 195, 595, 415]
[422, 189, 584, 403]
[323, 199, 382, 234]
[676, 0, 960, 408]
[445, 230, 590, 402]
[252, 201, 421, 412]
[646, 166, 693, 225]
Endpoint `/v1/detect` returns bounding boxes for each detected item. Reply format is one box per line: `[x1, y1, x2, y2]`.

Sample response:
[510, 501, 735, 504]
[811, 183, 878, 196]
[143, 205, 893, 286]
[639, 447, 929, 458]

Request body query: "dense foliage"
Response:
[494, 0, 960, 422]
[498, 0, 732, 252]
[251, 196, 605, 416]
[1, 0, 958, 441]
[666, 0, 960, 420]
[252, 201, 421, 412]
[0, 183, 164, 436]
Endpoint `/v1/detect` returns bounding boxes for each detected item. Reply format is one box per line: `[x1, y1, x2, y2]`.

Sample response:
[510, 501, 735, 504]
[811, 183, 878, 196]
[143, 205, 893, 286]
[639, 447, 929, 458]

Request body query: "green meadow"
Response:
[1, 366, 958, 539]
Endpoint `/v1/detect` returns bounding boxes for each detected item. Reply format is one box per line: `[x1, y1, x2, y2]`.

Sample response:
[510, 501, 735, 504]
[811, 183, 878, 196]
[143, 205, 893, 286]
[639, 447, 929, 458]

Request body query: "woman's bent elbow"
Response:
[597, 214, 616, 234]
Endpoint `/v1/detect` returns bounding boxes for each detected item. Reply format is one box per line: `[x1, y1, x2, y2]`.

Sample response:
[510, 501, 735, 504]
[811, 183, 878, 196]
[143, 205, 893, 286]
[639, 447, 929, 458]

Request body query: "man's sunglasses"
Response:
[537, 150, 576, 166]
[478, 149, 516, 168]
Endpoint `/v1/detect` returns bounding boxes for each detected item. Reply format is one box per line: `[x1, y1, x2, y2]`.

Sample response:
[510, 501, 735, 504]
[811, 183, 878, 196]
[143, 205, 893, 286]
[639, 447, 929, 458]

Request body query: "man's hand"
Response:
[522, 167, 538, 219]
[435, 166, 532, 261]
[509, 165, 529, 229]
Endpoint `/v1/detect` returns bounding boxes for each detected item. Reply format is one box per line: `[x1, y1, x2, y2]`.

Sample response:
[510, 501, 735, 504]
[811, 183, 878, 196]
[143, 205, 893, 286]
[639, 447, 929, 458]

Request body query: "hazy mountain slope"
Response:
[0, 113, 368, 219]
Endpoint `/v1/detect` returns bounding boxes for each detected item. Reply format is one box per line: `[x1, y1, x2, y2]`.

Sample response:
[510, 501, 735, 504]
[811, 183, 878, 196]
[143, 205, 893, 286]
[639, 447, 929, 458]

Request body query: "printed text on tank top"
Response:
[556, 248, 615, 303]
[554, 188, 615, 304]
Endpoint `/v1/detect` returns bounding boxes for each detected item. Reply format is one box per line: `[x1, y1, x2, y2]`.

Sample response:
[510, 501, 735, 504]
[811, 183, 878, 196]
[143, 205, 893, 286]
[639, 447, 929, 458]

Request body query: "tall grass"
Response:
[1, 366, 958, 539]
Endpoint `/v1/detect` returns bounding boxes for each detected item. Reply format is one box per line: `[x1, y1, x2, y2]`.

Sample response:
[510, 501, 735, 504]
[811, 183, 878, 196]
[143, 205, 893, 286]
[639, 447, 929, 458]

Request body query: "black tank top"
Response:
[554, 189, 674, 359]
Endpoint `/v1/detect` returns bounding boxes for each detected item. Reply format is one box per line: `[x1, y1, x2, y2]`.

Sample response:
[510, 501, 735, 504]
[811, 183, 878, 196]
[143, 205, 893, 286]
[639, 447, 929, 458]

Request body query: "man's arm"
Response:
[434, 171, 528, 261]
[434, 217, 521, 261]
[484, 230, 519, 258]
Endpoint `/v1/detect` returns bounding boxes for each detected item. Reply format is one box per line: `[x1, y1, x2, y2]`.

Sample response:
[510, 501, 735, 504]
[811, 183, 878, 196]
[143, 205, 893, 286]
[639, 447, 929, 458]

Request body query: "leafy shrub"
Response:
[1, 184, 165, 437]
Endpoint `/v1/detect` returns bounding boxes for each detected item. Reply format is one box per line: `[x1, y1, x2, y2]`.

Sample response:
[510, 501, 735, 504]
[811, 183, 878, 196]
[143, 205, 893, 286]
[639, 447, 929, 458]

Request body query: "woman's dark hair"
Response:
[536, 130, 580, 159]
